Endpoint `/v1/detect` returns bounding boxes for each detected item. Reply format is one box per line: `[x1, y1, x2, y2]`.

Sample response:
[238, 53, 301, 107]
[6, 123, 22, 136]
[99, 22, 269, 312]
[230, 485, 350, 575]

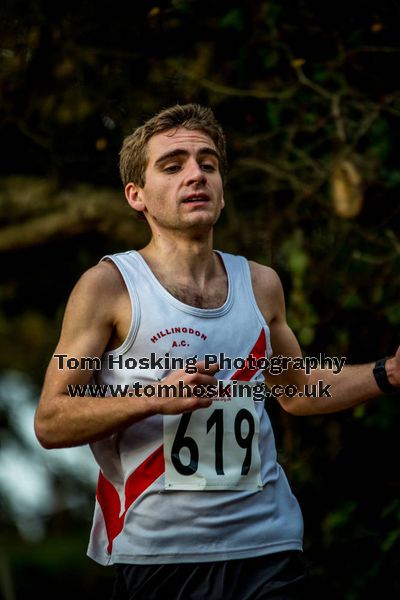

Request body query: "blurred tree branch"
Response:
[0, 177, 148, 251]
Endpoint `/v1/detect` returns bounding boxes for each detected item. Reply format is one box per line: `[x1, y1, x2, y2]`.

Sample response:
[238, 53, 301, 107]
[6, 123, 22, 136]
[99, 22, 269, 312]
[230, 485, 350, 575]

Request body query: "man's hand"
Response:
[150, 362, 219, 415]
[385, 347, 400, 388]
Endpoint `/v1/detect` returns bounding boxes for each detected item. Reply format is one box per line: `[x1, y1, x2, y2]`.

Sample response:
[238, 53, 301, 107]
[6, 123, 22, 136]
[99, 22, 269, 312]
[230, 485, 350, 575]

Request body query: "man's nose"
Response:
[184, 159, 206, 185]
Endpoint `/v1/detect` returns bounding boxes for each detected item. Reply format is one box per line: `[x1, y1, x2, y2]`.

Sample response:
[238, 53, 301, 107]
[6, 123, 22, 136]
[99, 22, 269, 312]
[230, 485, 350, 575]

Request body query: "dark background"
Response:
[0, 1, 399, 598]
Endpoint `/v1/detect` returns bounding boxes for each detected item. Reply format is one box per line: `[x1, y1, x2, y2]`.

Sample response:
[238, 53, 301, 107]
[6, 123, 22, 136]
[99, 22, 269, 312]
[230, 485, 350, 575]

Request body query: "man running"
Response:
[35, 104, 400, 599]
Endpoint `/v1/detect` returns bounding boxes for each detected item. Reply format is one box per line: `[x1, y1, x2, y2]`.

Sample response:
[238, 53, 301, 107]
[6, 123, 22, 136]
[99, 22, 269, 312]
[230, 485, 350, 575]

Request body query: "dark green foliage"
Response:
[0, 1, 399, 598]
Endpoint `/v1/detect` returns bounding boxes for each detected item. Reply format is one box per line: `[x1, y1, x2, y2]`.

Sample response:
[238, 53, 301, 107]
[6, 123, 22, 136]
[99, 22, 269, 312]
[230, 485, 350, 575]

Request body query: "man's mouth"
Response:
[182, 194, 210, 203]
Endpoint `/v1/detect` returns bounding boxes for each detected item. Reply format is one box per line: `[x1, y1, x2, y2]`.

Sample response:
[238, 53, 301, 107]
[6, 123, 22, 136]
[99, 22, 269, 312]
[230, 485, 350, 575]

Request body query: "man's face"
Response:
[127, 127, 225, 233]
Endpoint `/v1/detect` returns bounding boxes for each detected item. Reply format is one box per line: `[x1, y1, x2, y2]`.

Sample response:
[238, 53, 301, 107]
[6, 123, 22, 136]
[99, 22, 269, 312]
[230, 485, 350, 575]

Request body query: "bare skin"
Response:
[35, 127, 400, 449]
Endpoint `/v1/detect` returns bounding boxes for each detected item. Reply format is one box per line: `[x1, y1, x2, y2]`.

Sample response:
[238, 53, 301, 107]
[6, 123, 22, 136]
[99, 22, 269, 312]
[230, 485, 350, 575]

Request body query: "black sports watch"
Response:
[373, 357, 397, 394]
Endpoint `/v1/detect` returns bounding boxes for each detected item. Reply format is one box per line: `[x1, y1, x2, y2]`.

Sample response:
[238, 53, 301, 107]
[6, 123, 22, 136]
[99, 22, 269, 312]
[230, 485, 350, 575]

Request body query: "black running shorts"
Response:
[110, 551, 308, 600]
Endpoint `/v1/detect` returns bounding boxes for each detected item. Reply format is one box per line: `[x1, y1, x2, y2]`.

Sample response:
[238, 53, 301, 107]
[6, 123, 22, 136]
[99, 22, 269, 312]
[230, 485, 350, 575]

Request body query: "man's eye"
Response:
[201, 163, 216, 172]
[164, 164, 181, 173]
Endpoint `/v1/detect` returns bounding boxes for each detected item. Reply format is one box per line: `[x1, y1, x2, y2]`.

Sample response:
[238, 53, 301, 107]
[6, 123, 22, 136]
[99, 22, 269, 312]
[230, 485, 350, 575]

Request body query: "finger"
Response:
[188, 373, 218, 386]
[183, 395, 213, 412]
[395, 346, 400, 363]
[195, 361, 220, 375]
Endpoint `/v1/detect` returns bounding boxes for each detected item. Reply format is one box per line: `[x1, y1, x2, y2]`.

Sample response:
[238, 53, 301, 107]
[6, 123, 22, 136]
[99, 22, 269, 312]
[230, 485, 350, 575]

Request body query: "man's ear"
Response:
[125, 183, 146, 213]
[221, 193, 225, 210]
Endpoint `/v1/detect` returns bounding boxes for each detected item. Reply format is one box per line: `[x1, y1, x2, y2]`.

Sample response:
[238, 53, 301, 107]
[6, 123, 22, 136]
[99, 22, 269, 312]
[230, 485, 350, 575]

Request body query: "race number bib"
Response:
[164, 386, 262, 491]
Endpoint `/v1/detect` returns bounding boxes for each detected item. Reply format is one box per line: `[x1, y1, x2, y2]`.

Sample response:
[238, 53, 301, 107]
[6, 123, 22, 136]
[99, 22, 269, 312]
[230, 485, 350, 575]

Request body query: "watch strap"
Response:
[373, 357, 397, 394]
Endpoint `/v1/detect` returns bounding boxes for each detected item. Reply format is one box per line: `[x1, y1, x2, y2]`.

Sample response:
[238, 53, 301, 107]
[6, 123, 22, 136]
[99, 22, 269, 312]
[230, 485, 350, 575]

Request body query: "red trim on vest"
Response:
[96, 470, 124, 554]
[231, 328, 266, 381]
[124, 444, 165, 512]
[96, 327, 267, 554]
[96, 445, 164, 554]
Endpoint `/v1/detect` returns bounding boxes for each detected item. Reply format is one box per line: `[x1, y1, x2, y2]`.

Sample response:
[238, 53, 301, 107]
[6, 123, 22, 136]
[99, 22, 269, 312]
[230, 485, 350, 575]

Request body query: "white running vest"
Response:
[87, 250, 303, 566]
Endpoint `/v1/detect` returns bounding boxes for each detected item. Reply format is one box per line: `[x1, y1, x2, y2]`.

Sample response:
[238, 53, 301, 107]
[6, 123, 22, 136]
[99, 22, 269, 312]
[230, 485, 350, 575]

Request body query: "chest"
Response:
[158, 280, 228, 309]
[109, 272, 228, 351]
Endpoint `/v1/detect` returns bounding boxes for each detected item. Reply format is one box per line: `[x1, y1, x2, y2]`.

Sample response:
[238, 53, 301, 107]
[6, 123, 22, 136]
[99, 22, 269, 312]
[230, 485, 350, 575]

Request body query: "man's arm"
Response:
[250, 262, 399, 416]
[35, 261, 216, 449]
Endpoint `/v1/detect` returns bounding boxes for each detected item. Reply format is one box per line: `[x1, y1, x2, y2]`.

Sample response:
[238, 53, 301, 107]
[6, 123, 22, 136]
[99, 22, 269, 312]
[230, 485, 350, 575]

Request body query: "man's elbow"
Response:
[34, 424, 52, 449]
[277, 396, 315, 416]
[34, 409, 63, 449]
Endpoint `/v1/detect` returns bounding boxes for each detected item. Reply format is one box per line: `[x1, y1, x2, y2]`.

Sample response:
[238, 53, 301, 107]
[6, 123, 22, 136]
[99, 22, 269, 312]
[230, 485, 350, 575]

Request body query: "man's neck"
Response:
[139, 232, 218, 287]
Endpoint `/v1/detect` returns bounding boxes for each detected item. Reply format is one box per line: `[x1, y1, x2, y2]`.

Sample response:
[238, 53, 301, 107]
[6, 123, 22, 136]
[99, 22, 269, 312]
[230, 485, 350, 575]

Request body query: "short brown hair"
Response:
[119, 104, 227, 187]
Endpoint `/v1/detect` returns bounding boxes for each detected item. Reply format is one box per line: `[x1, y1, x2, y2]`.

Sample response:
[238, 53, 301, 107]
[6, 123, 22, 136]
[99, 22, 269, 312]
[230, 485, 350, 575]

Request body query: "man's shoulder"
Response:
[247, 261, 285, 324]
[70, 260, 128, 314]
[217, 252, 283, 302]
[248, 261, 282, 292]
[78, 259, 125, 293]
